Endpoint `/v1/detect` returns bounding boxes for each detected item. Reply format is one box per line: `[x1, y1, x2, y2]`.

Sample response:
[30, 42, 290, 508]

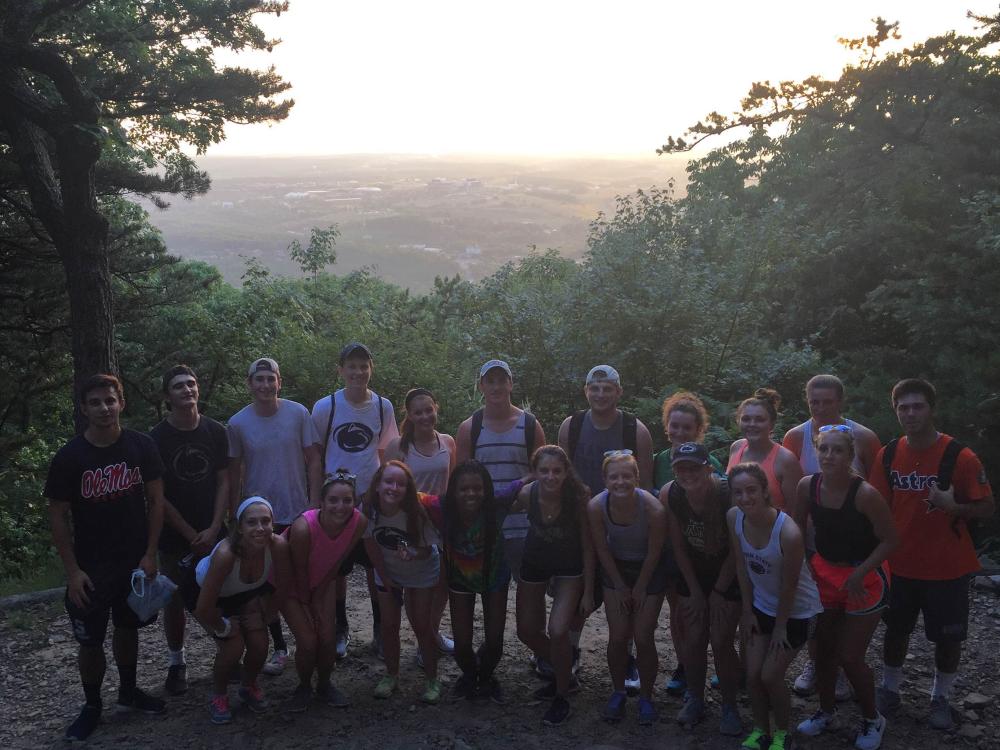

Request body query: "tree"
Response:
[288, 225, 340, 278]
[0, 0, 293, 419]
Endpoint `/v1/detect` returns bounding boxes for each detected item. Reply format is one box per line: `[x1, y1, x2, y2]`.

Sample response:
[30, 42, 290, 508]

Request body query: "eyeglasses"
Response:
[817, 424, 852, 434]
[604, 449, 634, 458]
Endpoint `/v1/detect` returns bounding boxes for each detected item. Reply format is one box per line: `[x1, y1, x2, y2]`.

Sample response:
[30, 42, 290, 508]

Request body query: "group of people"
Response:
[45, 346, 994, 750]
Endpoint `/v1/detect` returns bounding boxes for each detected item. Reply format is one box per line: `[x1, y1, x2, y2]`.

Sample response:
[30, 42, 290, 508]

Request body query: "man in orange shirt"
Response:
[869, 379, 994, 731]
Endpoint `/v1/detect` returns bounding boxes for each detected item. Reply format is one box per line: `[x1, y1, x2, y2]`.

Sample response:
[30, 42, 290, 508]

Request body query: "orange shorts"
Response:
[811, 555, 890, 615]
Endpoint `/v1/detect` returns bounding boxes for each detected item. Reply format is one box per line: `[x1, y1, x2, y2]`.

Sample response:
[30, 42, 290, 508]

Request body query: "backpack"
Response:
[469, 408, 537, 461]
[881, 437, 980, 544]
[321, 390, 387, 473]
[566, 409, 638, 460]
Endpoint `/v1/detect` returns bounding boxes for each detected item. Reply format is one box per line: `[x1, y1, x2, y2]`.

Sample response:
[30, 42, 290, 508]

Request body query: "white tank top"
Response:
[196, 541, 272, 598]
[735, 509, 822, 619]
[402, 434, 450, 496]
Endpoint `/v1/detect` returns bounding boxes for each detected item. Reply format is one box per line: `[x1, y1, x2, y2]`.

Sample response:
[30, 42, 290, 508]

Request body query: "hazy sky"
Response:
[208, 1, 982, 157]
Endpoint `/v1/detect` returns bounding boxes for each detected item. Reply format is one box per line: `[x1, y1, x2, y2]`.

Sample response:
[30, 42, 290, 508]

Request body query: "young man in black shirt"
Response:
[150, 365, 229, 695]
[47, 374, 167, 742]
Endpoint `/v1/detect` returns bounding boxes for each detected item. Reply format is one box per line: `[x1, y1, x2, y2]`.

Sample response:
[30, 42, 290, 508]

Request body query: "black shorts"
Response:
[217, 581, 275, 618]
[752, 607, 816, 650]
[601, 558, 670, 597]
[519, 556, 583, 584]
[65, 563, 157, 647]
[676, 570, 742, 603]
[884, 573, 970, 643]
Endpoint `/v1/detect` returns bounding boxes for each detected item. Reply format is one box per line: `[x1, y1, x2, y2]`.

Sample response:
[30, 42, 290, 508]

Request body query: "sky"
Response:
[207, 1, 983, 158]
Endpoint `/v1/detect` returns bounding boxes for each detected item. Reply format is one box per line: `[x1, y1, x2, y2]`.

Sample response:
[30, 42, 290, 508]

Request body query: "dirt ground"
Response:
[2, 571, 999, 750]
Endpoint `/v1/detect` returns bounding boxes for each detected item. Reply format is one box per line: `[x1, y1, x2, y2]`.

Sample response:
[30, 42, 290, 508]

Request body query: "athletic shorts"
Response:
[65, 562, 157, 647]
[884, 574, 970, 643]
[519, 556, 583, 584]
[812, 555, 890, 615]
[601, 557, 670, 597]
[752, 607, 816, 650]
[676, 568, 742, 603]
[449, 573, 512, 596]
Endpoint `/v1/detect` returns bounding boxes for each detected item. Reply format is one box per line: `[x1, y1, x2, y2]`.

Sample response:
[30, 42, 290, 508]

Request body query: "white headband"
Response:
[236, 496, 273, 520]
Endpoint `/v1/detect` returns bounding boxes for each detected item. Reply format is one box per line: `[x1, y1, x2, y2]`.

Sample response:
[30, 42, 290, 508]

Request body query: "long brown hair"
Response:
[531, 445, 589, 518]
[398, 387, 437, 454]
[366, 460, 432, 544]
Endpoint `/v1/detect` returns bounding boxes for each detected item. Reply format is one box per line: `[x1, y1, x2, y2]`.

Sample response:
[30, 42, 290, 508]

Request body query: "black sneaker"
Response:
[450, 674, 476, 701]
[542, 696, 571, 726]
[65, 704, 101, 742]
[316, 681, 350, 708]
[533, 677, 580, 700]
[165, 664, 188, 696]
[116, 687, 167, 715]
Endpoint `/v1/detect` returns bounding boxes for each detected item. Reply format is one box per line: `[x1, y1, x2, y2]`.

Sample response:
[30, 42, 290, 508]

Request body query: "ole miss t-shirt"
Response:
[869, 434, 991, 580]
[44, 429, 164, 568]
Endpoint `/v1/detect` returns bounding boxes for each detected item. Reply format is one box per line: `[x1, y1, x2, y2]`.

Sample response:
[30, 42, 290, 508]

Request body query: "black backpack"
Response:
[321, 390, 387, 473]
[469, 408, 537, 461]
[566, 409, 638, 459]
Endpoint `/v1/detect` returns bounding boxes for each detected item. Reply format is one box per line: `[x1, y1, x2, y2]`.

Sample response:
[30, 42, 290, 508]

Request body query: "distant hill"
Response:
[142, 154, 687, 291]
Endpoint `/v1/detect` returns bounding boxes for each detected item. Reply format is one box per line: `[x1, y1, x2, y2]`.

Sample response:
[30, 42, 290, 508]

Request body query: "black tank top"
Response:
[809, 474, 879, 564]
[523, 482, 583, 570]
[667, 478, 731, 575]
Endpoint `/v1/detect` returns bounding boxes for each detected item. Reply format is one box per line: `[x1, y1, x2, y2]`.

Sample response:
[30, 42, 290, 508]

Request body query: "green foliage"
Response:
[289, 225, 340, 278]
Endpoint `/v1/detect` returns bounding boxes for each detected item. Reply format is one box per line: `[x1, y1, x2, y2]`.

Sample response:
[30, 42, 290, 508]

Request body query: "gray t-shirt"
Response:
[311, 390, 399, 495]
[365, 508, 440, 588]
[572, 410, 625, 496]
[228, 399, 319, 525]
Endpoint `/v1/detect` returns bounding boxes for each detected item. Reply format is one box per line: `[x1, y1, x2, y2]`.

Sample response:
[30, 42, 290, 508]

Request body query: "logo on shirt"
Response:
[334, 422, 374, 453]
[374, 525, 409, 551]
[170, 444, 212, 484]
[889, 470, 943, 514]
[745, 552, 772, 576]
[80, 462, 143, 500]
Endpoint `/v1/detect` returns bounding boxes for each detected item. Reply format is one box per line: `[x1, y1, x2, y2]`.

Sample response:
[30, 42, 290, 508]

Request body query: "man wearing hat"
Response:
[228, 357, 322, 674]
[310, 342, 398, 659]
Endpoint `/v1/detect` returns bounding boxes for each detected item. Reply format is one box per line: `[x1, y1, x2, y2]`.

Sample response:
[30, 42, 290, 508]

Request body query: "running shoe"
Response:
[665, 664, 687, 695]
[720, 703, 743, 736]
[835, 669, 854, 702]
[624, 654, 641, 695]
[165, 664, 188, 696]
[533, 677, 580, 700]
[793, 660, 817, 696]
[637, 696, 658, 726]
[317, 681, 350, 708]
[797, 708, 837, 736]
[875, 687, 901, 716]
[262, 649, 288, 676]
[741, 727, 768, 750]
[542, 696, 571, 726]
[208, 694, 232, 725]
[676, 695, 705, 728]
[709, 674, 720, 690]
[929, 696, 956, 731]
[373, 674, 398, 699]
[238, 683, 269, 713]
[422, 678, 443, 705]
[65, 704, 102, 741]
[450, 674, 476, 701]
[854, 712, 886, 750]
[436, 631, 455, 654]
[768, 729, 794, 750]
[116, 687, 167, 714]
[603, 690, 627, 723]
[285, 684, 312, 714]
[335, 627, 350, 660]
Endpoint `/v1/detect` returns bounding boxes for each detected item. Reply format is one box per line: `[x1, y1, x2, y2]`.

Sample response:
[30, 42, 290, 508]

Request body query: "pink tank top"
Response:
[728, 441, 785, 509]
[303, 507, 362, 592]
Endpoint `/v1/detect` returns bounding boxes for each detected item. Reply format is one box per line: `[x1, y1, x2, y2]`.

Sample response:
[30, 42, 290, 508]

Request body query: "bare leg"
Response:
[633, 593, 665, 700]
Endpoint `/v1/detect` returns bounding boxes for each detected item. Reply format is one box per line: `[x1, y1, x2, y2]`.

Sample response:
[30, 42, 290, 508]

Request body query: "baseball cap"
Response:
[479, 359, 512, 379]
[586, 365, 621, 385]
[339, 342, 373, 365]
[247, 357, 280, 378]
[671, 442, 710, 466]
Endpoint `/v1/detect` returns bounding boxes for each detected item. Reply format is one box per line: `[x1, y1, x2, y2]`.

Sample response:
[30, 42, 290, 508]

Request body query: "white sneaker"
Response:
[836, 668, 854, 702]
[854, 712, 886, 750]
[793, 660, 817, 696]
[262, 649, 288, 676]
[797, 708, 837, 736]
[435, 632, 455, 654]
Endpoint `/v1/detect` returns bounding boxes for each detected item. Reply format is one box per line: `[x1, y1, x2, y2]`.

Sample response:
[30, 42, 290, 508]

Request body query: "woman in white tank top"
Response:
[384, 388, 456, 656]
[726, 464, 821, 750]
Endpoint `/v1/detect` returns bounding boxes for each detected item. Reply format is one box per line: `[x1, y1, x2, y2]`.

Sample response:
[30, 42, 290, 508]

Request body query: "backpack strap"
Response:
[470, 408, 485, 455]
[524, 412, 537, 460]
[567, 411, 586, 459]
[937, 439, 965, 491]
[622, 411, 638, 454]
[881, 438, 899, 490]
[371, 390, 386, 440]
[322, 393, 337, 474]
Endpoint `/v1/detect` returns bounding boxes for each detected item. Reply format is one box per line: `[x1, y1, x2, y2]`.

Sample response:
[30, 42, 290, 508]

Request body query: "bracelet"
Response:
[213, 617, 232, 639]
